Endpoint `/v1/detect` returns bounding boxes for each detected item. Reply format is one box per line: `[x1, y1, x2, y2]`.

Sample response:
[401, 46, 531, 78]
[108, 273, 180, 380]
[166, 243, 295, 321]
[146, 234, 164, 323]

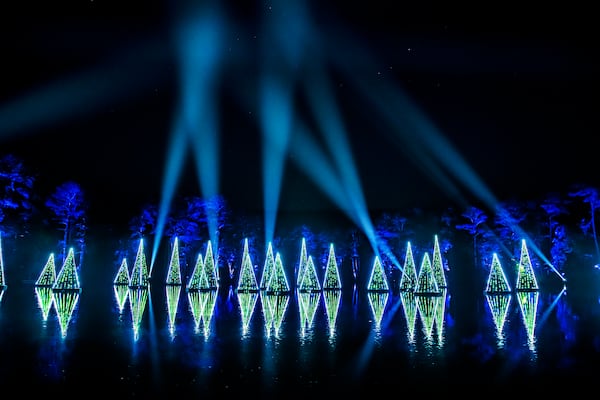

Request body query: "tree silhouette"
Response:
[455, 206, 488, 268]
[45, 181, 87, 264]
[0, 154, 36, 235]
[569, 185, 600, 262]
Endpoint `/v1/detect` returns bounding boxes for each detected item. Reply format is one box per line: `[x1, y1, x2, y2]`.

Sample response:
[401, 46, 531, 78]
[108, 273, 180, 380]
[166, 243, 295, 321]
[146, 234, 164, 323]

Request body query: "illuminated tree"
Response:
[166, 237, 182, 285]
[201, 240, 219, 290]
[296, 237, 308, 288]
[299, 255, 320, 292]
[260, 242, 275, 290]
[431, 235, 447, 288]
[237, 238, 259, 292]
[485, 253, 511, 293]
[113, 257, 130, 286]
[322, 243, 342, 290]
[367, 256, 389, 291]
[0, 154, 35, 234]
[129, 238, 149, 288]
[53, 247, 80, 291]
[266, 252, 289, 294]
[415, 252, 439, 294]
[187, 253, 204, 290]
[399, 241, 417, 291]
[515, 239, 538, 291]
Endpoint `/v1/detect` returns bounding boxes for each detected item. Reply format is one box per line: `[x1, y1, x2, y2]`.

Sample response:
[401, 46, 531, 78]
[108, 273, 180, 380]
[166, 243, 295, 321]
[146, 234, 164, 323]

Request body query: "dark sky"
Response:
[0, 1, 598, 226]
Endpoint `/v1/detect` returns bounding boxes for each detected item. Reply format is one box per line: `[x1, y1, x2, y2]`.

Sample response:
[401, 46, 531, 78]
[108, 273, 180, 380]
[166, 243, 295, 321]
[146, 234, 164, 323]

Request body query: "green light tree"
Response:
[113, 257, 130, 286]
[53, 247, 80, 291]
[515, 239, 538, 291]
[322, 243, 342, 290]
[237, 238, 259, 292]
[367, 256, 389, 291]
[36, 253, 57, 287]
[260, 242, 275, 290]
[187, 253, 204, 290]
[415, 252, 439, 294]
[299, 255, 320, 292]
[129, 238, 149, 288]
[485, 253, 511, 293]
[399, 241, 417, 291]
[431, 235, 447, 288]
[266, 252, 289, 294]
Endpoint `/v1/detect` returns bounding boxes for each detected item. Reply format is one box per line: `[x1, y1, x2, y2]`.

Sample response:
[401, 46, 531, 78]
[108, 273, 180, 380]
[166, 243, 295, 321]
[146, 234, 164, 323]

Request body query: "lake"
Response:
[1, 224, 600, 395]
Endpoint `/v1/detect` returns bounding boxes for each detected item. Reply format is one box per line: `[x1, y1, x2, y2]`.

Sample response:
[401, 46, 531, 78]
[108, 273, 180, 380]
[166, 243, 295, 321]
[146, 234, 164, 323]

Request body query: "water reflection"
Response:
[128, 286, 149, 341]
[165, 284, 182, 338]
[35, 285, 54, 322]
[297, 289, 321, 340]
[367, 290, 389, 333]
[113, 284, 129, 314]
[516, 290, 539, 352]
[261, 292, 290, 339]
[52, 289, 80, 338]
[187, 289, 217, 339]
[400, 290, 418, 344]
[485, 293, 512, 348]
[323, 289, 342, 341]
[237, 290, 259, 337]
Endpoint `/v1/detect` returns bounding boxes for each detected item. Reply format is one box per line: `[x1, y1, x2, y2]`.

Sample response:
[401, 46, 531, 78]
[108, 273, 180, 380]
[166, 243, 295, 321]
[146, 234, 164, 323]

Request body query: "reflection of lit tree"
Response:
[485, 253, 511, 293]
[262, 293, 290, 338]
[399, 242, 417, 291]
[400, 291, 418, 343]
[485, 293, 512, 348]
[187, 290, 205, 332]
[323, 289, 342, 338]
[35, 286, 54, 321]
[367, 291, 389, 329]
[416, 294, 438, 340]
[517, 290, 539, 349]
[434, 289, 447, 345]
[322, 244, 342, 290]
[237, 238, 259, 292]
[129, 287, 149, 341]
[113, 284, 129, 314]
[166, 284, 182, 337]
[238, 291, 259, 336]
[298, 290, 321, 336]
[515, 239, 538, 291]
[36, 253, 57, 287]
[52, 290, 80, 338]
[200, 289, 218, 339]
[415, 252, 439, 294]
[367, 256, 389, 292]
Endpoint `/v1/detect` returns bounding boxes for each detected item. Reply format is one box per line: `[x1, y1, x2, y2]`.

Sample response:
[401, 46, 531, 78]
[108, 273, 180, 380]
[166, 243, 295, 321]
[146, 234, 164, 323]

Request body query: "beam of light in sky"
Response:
[151, 119, 188, 274]
[174, 4, 224, 248]
[259, 0, 309, 246]
[303, 63, 382, 262]
[0, 39, 169, 140]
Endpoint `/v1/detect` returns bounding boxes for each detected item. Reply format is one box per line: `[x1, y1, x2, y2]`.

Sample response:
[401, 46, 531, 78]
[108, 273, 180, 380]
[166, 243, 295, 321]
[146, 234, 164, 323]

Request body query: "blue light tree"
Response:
[0, 154, 35, 236]
[45, 181, 88, 267]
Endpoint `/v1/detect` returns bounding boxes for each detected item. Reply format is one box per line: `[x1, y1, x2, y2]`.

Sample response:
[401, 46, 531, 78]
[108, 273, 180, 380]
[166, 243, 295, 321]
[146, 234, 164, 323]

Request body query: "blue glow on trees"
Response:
[367, 256, 389, 292]
[36, 253, 56, 287]
[516, 239, 539, 291]
[399, 241, 417, 292]
[53, 248, 80, 291]
[322, 243, 342, 290]
[0, 233, 5, 289]
[485, 253, 511, 294]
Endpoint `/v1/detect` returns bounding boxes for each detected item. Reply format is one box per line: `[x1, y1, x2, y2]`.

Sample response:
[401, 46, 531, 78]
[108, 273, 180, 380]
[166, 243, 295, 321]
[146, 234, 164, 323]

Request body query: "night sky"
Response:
[0, 1, 598, 226]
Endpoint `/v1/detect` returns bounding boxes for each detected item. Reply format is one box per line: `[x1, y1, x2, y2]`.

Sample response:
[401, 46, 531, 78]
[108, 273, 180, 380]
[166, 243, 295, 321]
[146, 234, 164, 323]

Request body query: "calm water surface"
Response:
[1, 227, 600, 395]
